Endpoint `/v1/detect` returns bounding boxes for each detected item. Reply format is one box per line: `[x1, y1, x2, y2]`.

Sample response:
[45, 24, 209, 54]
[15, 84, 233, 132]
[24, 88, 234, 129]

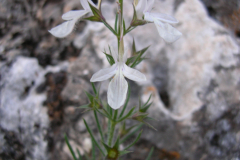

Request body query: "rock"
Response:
[168, 0, 239, 120]
[0, 57, 49, 160]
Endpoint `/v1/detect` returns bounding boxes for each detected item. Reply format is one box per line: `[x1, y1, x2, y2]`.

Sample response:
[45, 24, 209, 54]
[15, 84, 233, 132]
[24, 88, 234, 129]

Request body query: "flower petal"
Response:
[136, 0, 147, 19]
[154, 20, 182, 43]
[108, 71, 128, 109]
[149, 12, 178, 24]
[62, 10, 89, 20]
[80, 0, 97, 11]
[90, 63, 117, 82]
[48, 19, 77, 38]
[145, 0, 154, 12]
[123, 64, 146, 82]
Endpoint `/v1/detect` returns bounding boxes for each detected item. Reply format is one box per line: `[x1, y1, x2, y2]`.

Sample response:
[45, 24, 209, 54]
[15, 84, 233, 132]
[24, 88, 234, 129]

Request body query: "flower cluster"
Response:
[48, 0, 181, 110]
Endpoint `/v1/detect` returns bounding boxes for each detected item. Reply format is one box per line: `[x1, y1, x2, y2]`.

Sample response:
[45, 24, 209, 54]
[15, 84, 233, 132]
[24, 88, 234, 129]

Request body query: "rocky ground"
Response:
[0, 0, 240, 160]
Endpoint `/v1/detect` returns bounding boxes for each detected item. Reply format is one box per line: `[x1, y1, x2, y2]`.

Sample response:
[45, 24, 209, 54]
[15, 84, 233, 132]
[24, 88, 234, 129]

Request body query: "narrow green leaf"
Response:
[103, 52, 115, 66]
[126, 56, 137, 66]
[91, 138, 96, 160]
[119, 150, 132, 156]
[124, 130, 142, 150]
[123, 19, 126, 35]
[132, 38, 137, 55]
[91, 83, 97, 95]
[120, 124, 143, 144]
[124, 26, 136, 35]
[76, 149, 82, 160]
[85, 91, 94, 103]
[102, 142, 111, 152]
[142, 94, 152, 108]
[64, 134, 78, 160]
[84, 16, 101, 22]
[140, 102, 152, 113]
[94, 110, 104, 142]
[78, 104, 90, 109]
[130, 46, 150, 68]
[102, 20, 117, 36]
[113, 137, 120, 150]
[96, 108, 112, 120]
[142, 121, 157, 131]
[146, 147, 154, 160]
[83, 119, 106, 156]
[117, 107, 136, 123]
[119, 85, 131, 118]
[114, 13, 118, 32]
[88, 2, 101, 18]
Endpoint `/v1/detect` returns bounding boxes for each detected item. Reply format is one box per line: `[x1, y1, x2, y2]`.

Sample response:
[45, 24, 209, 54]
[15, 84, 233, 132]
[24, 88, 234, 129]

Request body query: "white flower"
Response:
[90, 47, 146, 110]
[48, 0, 97, 38]
[136, 0, 182, 43]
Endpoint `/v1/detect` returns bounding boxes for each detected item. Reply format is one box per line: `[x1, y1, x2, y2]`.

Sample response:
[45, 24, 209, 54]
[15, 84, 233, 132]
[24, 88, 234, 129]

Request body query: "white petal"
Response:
[108, 72, 128, 109]
[144, 12, 154, 22]
[154, 20, 182, 43]
[80, 0, 97, 11]
[109, 46, 118, 62]
[62, 10, 89, 20]
[136, 0, 147, 18]
[145, 0, 154, 12]
[80, 0, 90, 11]
[123, 64, 146, 82]
[48, 19, 77, 38]
[150, 12, 178, 24]
[90, 63, 117, 82]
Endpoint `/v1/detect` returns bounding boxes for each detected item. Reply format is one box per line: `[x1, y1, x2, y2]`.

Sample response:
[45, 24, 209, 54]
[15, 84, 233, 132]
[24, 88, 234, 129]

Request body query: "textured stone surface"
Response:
[1, 0, 240, 159]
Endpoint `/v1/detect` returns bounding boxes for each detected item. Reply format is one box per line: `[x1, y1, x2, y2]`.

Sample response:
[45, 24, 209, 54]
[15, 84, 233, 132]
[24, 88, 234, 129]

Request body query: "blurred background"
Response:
[0, 0, 240, 159]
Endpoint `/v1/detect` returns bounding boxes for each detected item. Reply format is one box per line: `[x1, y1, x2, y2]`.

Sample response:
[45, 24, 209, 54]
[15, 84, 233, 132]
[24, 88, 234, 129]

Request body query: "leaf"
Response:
[83, 119, 106, 156]
[114, 13, 118, 32]
[64, 134, 78, 160]
[103, 51, 115, 66]
[123, 19, 126, 35]
[91, 82, 97, 95]
[78, 104, 90, 109]
[84, 91, 94, 103]
[119, 150, 132, 156]
[76, 148, 82, 160]
[84, 16, 101, 22]
[130, 46, 150, 68]
[140, 102, 152, 113]
[113, 137, 120, 150]
[117, 107, 136, 123]
[146, 147, 154, 160]
[132, 38, 137, 55]
[88, 2, 101, 18]
[124, 130, 142, 150]
[120, 124, 143, 144]
[91, 138, 96, 160]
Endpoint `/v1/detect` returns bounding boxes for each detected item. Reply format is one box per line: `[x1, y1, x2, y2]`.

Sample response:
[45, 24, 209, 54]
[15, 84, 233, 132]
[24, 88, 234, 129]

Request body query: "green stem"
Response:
[107, 110, 118, 146]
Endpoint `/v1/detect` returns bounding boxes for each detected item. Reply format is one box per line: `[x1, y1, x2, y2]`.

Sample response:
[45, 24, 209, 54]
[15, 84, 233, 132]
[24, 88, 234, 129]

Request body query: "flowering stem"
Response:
[107, 110, 118, 146]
